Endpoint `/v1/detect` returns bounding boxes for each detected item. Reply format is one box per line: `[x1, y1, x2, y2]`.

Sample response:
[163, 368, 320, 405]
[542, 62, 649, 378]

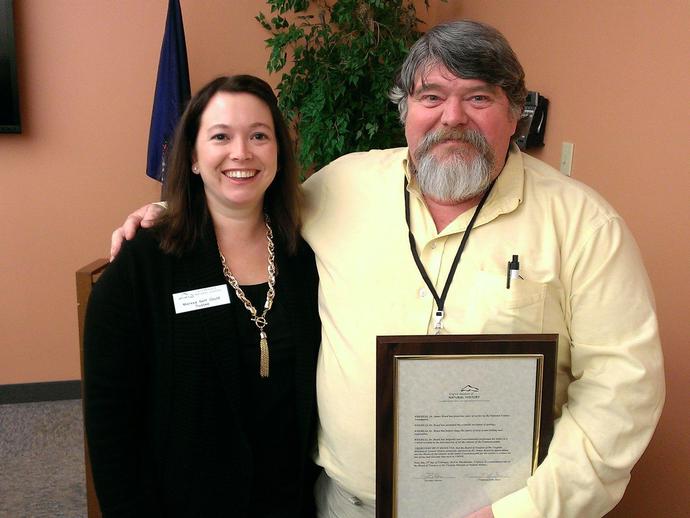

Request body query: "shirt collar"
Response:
[489, 143, 524, 216]
[402, 144, 525, 234]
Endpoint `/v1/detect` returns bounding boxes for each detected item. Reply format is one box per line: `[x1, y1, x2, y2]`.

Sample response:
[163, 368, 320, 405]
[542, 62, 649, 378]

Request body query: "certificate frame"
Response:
[376, 334, 558, 518]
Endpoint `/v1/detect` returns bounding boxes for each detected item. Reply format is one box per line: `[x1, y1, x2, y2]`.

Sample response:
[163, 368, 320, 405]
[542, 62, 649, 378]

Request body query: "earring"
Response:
[192, 164, 199, 174]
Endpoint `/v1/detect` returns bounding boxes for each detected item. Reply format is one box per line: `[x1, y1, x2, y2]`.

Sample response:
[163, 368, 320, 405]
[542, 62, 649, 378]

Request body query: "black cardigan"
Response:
[84, 226, 321, 517]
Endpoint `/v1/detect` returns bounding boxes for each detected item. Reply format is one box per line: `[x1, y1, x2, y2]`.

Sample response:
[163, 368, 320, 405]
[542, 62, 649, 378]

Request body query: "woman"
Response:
[84, 75, 321, 517]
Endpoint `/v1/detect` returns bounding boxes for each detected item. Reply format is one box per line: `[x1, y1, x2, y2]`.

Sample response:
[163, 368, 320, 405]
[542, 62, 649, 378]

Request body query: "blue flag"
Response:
[146, 0, 191, 182]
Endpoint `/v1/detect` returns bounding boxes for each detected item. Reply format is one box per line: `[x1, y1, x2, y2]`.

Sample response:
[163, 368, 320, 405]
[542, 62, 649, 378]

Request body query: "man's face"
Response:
[405, 64, 518, 182]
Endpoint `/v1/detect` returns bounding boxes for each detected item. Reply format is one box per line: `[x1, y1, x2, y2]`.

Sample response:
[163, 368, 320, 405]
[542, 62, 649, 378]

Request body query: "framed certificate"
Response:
[376, 334, 558, 518]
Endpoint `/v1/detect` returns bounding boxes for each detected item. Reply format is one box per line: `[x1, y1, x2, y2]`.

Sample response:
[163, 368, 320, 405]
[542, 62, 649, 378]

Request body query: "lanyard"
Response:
[404, 177, 495, 334]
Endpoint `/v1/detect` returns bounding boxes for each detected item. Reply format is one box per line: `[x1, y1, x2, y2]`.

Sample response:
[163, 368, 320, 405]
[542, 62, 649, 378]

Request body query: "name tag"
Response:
[172, 284, 230, 314]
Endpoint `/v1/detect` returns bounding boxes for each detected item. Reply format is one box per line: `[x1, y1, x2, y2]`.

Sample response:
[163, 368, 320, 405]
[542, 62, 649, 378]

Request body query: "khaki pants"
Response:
[314, 471, 376, 518]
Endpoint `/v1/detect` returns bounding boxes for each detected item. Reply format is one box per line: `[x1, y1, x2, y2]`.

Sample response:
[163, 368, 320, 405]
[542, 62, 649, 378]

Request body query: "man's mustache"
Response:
[415, 128, 492, 160]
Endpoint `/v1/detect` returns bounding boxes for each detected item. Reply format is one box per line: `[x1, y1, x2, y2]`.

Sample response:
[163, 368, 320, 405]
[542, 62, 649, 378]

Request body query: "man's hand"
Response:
[110, 203, 164, 261]
[464, 505, 494, 518]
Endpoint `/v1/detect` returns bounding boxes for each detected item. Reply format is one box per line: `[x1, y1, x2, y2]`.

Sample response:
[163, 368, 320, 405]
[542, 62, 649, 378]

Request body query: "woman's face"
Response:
[193, 92, 278, 216]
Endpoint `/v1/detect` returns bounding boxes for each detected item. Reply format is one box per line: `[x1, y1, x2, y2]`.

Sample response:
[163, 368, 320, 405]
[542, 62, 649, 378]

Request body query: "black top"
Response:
[235, 283, 300, 515]
[83, 226, 321, 517]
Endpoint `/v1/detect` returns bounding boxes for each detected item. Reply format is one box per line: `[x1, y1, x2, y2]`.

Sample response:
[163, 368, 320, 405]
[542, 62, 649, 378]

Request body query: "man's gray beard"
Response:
[413, 128, 495, 202]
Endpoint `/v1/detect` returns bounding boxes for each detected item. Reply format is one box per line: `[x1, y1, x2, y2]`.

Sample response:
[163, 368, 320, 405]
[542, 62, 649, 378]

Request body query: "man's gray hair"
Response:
[390, 20, 527, 123]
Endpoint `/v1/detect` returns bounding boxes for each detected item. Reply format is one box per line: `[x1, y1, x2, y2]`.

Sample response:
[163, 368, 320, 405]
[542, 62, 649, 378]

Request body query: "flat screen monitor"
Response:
[0, 0, 21, 133]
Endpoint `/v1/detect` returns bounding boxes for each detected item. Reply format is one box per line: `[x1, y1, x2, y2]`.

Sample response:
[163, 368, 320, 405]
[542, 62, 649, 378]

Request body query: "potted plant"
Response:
[257, 0, 436, 175]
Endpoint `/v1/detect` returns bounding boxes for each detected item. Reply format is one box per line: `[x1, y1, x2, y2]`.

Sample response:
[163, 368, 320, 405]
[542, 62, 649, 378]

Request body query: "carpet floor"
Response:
[0, 399, 87, 517]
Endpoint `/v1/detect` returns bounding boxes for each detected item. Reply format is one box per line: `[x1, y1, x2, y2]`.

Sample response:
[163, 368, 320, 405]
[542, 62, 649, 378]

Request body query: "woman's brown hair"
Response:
[156, 75, 301, 255]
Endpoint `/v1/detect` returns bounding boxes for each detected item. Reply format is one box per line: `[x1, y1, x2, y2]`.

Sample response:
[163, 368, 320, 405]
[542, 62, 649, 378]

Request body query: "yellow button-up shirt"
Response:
[301, 146, 664, 517]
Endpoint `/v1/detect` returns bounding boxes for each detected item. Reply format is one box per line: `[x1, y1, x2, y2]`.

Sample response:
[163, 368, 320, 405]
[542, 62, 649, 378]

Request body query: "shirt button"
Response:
[419, 288, 428, 298]
[348, 496, 362, 506]
[431, 242, 437, 249]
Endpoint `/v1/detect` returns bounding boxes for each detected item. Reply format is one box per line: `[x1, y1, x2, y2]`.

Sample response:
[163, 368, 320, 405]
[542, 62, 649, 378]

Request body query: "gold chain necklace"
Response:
[218, 215, 276, 378]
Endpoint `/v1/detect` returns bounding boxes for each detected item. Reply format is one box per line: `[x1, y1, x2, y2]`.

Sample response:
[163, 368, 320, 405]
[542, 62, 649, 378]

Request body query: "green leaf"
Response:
[257, 0, 428, 172]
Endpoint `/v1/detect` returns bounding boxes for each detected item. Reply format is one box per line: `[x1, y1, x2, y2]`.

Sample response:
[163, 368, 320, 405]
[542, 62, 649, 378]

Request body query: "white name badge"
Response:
[172, 284, 230, 314]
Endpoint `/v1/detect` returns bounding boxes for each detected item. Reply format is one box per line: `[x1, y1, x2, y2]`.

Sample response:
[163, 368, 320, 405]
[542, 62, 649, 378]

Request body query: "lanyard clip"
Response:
[433, 310, 444, 334]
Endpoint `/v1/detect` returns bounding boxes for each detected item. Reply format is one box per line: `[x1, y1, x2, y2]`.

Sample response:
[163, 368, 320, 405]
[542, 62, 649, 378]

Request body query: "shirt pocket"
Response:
[463, 270, 547, 334]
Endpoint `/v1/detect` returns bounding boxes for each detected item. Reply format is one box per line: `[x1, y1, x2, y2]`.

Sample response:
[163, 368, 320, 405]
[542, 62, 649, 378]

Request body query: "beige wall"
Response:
[1, 0, 687, 514]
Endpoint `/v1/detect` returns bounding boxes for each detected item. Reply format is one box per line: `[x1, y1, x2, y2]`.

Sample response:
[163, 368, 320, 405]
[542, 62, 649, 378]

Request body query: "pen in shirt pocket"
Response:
[506, 254, 523, 289]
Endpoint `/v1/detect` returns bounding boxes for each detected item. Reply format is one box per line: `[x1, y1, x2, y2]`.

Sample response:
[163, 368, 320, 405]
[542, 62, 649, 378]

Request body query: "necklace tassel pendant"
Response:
[259, 331, 269, 378]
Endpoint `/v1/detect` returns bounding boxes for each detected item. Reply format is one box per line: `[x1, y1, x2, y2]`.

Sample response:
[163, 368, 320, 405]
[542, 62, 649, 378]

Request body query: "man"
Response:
[113, 20, 664, 518]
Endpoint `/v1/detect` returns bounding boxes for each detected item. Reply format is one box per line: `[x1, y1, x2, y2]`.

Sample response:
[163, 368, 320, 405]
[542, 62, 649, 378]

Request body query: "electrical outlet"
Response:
[560, 142, 574, 176]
